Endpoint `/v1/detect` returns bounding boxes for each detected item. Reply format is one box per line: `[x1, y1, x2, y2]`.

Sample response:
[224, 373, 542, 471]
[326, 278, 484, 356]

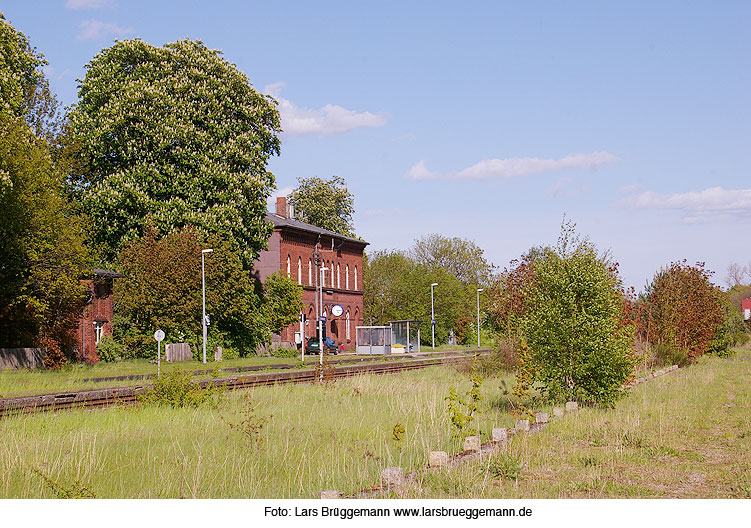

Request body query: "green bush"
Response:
[138, 370, 223, 408]
[95, 336, 124, 362]
[519, 222, 636, 405]
[270, 346, 298, 359]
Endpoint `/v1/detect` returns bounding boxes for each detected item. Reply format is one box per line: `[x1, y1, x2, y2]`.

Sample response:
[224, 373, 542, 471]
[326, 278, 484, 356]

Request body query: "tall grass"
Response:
[0, 366, 515, 498]
[2, 344, 749, 498]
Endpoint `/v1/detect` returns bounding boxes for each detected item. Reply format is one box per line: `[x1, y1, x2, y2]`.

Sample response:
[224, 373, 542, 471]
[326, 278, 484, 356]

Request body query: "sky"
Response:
[3, 0, 750, 290]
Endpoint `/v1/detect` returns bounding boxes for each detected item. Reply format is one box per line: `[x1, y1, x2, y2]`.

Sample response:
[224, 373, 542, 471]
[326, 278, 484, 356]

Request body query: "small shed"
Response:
[742, 299, 751, 321]
[389, 320, 421, 354]
[355, 326, 392, 355]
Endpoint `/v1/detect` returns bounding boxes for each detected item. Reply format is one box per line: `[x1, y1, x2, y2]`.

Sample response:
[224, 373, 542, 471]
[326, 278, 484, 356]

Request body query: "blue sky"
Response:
[3, 1, 749, 290]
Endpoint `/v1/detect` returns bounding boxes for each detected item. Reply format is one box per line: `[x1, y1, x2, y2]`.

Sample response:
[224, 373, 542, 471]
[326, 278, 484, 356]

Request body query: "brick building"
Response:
[254, 197, 368, 351]
[75, 269, 123, 362]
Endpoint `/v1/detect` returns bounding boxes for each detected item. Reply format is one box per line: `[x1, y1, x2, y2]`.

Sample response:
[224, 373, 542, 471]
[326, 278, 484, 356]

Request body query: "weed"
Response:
[392, 423, 405, 451]
[138, 370, 224, 408]
[487, 453, 524, 481]
[31, 467, 96, 498]
[445, 374, 483, 439]
[222, 394, 273, 448]
[578, 455, 599, 468]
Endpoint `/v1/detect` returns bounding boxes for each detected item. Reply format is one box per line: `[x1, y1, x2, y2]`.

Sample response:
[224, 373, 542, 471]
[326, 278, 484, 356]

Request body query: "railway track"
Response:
[0, 352, 487, 418]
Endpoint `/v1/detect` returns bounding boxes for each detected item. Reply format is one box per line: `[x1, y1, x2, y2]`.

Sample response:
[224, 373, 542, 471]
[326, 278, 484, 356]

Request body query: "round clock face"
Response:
[331, 304, 344, 317]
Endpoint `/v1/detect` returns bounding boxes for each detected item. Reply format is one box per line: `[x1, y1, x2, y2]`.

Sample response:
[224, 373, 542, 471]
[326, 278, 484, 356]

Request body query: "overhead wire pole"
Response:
[319, 266, 329, 381]
[201, 248, 213, 364]
[430, 282, 438, 349]
[477, 288, 484, 347]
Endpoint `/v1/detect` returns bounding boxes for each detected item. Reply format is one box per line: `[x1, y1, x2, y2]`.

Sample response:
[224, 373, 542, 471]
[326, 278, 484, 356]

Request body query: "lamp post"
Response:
[430, 282, 438, 349]
[476, 288, 484, 347]
[201, 248, 213, 364]
[318, 267, 329, 376]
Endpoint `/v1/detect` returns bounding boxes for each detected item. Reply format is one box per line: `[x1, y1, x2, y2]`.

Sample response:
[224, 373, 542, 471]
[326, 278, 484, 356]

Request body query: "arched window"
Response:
[354, 265, 358, 290]
[286, 255, 291, 277]
[346, 264, 350, 290]
[297, 257, 302, 285]
[336, 263, 341, 289]
[346, 309, 351, 341]
[308, 259, 312, 285]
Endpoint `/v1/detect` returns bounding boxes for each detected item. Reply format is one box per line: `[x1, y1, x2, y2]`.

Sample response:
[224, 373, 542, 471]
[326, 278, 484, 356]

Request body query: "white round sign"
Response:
[154, 329, 165, 342]
[331, 304, 343, 317]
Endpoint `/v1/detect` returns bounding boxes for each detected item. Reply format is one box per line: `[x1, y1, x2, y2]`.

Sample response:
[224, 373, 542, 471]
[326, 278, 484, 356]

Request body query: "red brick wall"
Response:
[74, 278, 115, 363]
[276, 232, 365, 351]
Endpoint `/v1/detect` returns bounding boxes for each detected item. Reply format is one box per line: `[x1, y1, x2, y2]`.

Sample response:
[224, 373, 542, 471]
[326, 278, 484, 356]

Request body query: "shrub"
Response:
[95, 335, 124, 362]
[639, 260, 723, 361]
[138, 370, 223, 408]
[519, 222, 636, 405]
[270, 346, 298, 359]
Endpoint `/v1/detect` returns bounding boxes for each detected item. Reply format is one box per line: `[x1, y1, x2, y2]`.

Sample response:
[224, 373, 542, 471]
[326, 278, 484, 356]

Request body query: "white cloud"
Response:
[265, 82, 386, 136]
[405, 152, 619, 181]
[76, 19, 134, 40]
[621, 186, 751, 223]
[66, 0, 113, 9]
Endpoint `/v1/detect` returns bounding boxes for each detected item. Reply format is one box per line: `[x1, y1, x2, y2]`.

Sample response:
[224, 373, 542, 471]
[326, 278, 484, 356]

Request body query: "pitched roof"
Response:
[265, 212, 368, 247]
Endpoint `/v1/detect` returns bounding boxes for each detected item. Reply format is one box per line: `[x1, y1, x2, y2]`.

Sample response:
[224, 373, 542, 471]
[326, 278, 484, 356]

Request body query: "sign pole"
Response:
[154, 329, 165, 377]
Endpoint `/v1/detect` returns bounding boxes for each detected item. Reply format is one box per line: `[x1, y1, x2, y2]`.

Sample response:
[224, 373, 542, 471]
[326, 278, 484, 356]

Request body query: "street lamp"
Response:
[430, 282, 438, 349]
[201, 248, 213, 364]
[318, 267, 329, 377]
[476, 288, 484, 347]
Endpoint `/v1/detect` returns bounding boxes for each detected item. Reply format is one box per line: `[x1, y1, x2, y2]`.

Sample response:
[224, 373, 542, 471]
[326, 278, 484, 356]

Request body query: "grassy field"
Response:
[0, 345, 748, 498]
[0, 346, 486, 398]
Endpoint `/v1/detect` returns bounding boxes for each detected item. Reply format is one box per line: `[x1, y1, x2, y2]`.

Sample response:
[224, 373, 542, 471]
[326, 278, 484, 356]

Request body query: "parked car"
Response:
[305, 336, 339, 355]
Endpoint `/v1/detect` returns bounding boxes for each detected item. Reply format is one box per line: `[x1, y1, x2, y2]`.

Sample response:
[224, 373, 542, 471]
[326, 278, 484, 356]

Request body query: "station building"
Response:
[253, 197, 368, 351]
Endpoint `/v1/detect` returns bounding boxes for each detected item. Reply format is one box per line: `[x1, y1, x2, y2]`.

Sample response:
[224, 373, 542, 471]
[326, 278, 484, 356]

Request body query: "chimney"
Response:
[276, 196, 289, 218]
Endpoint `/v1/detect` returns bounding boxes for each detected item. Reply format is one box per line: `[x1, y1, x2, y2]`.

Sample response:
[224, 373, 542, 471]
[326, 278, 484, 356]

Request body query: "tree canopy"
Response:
[114, 227, 268, 357]
[0, 13, 90, 352]
[66, 38, 282, 267]
[288, 175, 355, 236]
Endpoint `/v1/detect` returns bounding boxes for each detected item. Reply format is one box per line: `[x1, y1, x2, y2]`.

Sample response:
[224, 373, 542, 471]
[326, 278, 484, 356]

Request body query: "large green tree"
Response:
[0, 13, 90, 352]
[363, 248, 478, 345]
[66, 38, 281, 267]
[114, 227, 269, 357]
[288, 176, 355, 236]
[410, 234, 494, 286]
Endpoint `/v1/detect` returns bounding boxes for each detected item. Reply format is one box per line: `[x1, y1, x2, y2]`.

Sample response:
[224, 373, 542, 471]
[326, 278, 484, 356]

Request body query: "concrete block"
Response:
[565, 401, 578, 412]
[553, 407, 564, 417]
[319, 490, 342, 499]
[381, 467, 405, 487]
[214, 346, 222, 362]
[535, 412, 549, 424]
[463, 436, 481, 452]
[428, 451, 449, 467]
[491, 428, 508, 443]
[515, 419, 530, 432]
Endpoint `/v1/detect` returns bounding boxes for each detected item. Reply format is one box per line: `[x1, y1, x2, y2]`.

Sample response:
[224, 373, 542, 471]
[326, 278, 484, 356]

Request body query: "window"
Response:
[346, 310, 351, 341]
[297, 257, 302, 284]
[346, 264, 350, 290]
[308, 259, 312, 285]
[286, 255, 291, 277]
[93, 321, 105, 345]
[354, 265, 358, 290]
[336, 263, 340, 289]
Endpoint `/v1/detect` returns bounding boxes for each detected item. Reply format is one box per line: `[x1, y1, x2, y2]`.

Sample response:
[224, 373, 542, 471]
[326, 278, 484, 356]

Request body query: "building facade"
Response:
[254, 197, 368, 351]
